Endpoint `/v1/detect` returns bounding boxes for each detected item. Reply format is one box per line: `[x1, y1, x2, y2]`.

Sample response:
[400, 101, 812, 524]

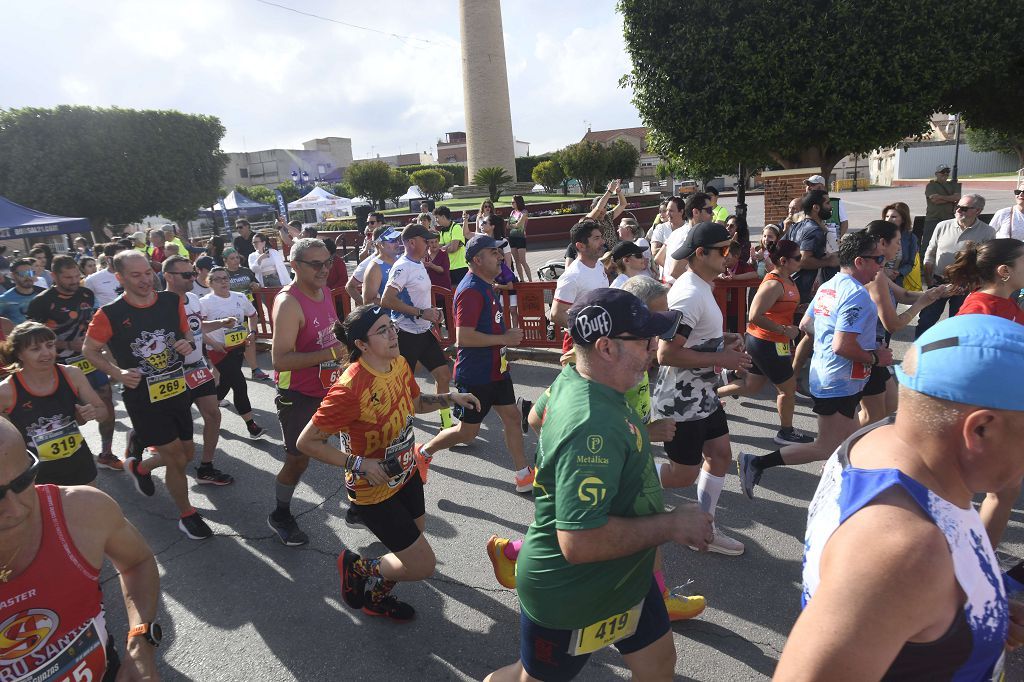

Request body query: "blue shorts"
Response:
[519, 578, 669, 681]
[87, 369, 110, 390]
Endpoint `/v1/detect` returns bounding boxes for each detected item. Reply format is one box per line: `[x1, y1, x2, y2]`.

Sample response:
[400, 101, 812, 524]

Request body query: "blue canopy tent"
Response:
[0, 196, 91, 241]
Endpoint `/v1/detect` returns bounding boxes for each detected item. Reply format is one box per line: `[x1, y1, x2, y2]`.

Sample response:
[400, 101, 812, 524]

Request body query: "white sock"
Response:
[658, 462, 668, 489]
[696, 470, 725, 519]
[516, 466, 531, 477]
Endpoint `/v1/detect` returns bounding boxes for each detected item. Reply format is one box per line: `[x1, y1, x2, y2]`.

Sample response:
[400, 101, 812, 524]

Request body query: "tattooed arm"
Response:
[413, 391, 481, 414]
[296, 423, 349, 468]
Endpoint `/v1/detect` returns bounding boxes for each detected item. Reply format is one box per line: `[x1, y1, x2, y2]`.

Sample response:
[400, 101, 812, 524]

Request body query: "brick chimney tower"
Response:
[459, 0, 517, 181]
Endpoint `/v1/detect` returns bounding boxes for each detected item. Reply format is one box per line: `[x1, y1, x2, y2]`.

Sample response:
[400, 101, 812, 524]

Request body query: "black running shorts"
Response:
[275, 388, 324, 456]
[663, 406, 729, 466]
[398, 329, 448, 373]
[745, 334, 795, 385]
[453, 375, 515, 425]
[356, 474, 425, 553]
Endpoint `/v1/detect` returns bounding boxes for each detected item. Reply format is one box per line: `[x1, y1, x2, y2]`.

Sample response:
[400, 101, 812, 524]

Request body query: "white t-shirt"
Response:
[352, 256, 372, 283]
[992, 206, 1024, 240]
[610, 273, 629, 289]
[650, 221, 672, 246]
[385, 254, 433, 334]
[553, 257, 609, 305]
[84, 269, 121, 307]
[661, 223, 694, 284]
[181, 292, 206, 366]
[652, 270, 724, 422]
[200, 291, 256, 348]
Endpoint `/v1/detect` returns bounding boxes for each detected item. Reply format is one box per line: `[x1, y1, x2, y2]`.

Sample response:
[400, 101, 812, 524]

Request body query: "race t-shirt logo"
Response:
[587, 435, 603, 454]
[0, 608, 58, 664]
[577, 477, 607, 506]
[129, 329, 179, 375]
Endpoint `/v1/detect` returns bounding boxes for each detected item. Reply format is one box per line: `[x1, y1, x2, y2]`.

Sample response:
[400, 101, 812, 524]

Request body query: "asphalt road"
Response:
[81, 184, 1024, 681]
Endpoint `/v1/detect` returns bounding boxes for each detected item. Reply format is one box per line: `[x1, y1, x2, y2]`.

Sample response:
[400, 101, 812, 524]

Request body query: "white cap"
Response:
[804, 174, 827, 186]
[936, 163, 951, 173]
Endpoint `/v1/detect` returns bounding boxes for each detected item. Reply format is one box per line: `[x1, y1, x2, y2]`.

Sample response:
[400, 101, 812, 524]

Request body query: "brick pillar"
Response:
[762, 167, 820, 225]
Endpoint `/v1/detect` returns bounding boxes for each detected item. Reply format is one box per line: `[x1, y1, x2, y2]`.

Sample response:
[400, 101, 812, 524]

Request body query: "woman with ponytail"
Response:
[0, 321, 108, 485]
[860, 220, 952, 426]
[718, 239, 811, 444]
[296, 305, 479, 622]
[947, 238, 1024, 548]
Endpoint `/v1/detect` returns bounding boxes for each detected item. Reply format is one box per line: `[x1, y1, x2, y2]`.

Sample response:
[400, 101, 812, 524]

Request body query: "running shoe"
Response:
[96, 452, 124, 471]
[345, 505, 363, 526]
[196, 465, 234, 486]
[124, 429, 144, 462]
[247, 421, 266, 440]
[486, 535, 517, 589]
[219, 398, 231, 408]
[267, 512, 309, 546]
[514, 466, 535, 493]
[178, 512, 213, 540]
[251, 368, 272, 382]
[794, 383, 813, 404]
[125, 458, 155, 497]
[338, 549, 366, 610]
[736, 452, 762, 500]
[362, 593, 416, 622]
[515, 397, 532, 434]
[414, 444, 432, 484]
[774, 428, 813, 445]
[704, 525, 745, 556]
[663, 589, 706, 621]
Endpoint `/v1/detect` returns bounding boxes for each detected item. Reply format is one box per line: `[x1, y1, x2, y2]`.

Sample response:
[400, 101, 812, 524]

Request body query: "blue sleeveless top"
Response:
[803, 418, 1008, 681]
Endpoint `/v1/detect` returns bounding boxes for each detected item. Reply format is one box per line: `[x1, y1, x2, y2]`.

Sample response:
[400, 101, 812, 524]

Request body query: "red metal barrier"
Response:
[250, 286, 351, 341]
[432, 285, 456, 348]
[500, 281, 564, 348]
[712, 278, 762, 334]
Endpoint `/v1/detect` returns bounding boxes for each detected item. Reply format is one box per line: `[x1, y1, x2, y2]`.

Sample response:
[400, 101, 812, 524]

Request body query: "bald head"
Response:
[0, 420, 36, 532]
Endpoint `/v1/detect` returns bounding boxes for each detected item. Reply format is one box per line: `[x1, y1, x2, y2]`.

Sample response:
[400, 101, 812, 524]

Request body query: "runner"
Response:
[381, 223, 455, 429]
[484, 288, 713, 682]
[268, 238, 344, 546]
[0, 419, 162, 681]
[84, 242, 127, 307]
[737, 232, 893, 500]
[83, 250, 212, 540]
[27, 254, 121, 470]
[717, 239, 813, 444]
[0, 258, 44, 325]
[223, 247, 272, 382]
[296, 305, 479, 622]
[414, 235, 533, 492]
[201, 266, 266, 439]
[162, 255, 233, 485]
[361, 226, 403, 306]
[0, 322, 107, 485]
[486, 276, 708, 623]
[652, 222, 752, 555]
[775, 314, 1024, 681]
[550, 220, 609, 355]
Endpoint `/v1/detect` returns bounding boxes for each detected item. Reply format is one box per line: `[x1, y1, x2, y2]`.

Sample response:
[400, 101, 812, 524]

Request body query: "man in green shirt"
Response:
[434, 206, 468, 286]
[706, 185, 729, 224]
[486, 288, 713, 682]
[923, 163, 961, 253]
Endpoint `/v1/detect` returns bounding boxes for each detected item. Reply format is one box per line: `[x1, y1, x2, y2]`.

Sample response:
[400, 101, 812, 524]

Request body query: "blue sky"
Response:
[6, 0, 643, 157]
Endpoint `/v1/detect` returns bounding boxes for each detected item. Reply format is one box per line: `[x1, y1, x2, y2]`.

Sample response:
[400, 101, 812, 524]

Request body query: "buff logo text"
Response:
[573, 306, 612, 342]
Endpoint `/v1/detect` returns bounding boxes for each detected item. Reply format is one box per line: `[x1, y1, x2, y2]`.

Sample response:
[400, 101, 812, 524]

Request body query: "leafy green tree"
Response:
[347, 160, 397, 209]
[516, 154, 553, 183]
[473, 166, 514, 202]
[274, 180, 303, 204]
[965, 127, 1024, 167]
[328, 181, 354, 198]
[619, 0, 1018, 181]
[556, 141, 609, 195]
[395, 163, 466, 186]
[532, 160, 565, 193]
[410, 169, 448, 201]
[605, 139, 641, 181]
[0, 106, 226, 240]
[388, 170, 410, 206]
[237, 184, 276, 206]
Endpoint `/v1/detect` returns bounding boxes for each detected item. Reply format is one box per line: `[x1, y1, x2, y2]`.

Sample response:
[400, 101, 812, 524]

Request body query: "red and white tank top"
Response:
[0, 485, 107, 681]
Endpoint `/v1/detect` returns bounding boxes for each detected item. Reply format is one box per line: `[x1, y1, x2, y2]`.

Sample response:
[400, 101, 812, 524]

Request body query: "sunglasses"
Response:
[294, 257, 335, 271]
[610, 335, 656, 350]
[955, 204, 977, 212]
[168, 271, 195, 279]
[1014, 189, 1023, 197]
[859, 254, 887, 264]
[0, 451, 39, 501]
[700, 206, 714, 214]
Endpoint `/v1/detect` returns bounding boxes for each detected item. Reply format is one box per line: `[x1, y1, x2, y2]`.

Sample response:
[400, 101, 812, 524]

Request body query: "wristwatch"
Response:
[415, 308, 422, 319]
[870, 350, 879, 366]
[127, 622, 163, 647]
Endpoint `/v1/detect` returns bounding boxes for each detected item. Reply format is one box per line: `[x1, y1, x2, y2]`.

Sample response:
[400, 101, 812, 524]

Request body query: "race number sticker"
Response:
[32, 423, 83, 461]
[224, 325, 248, 349]
[775, 342, 791, 357]
[569, 600, 644, 656]
[66, 355, 96, 375]
[146, 369, 186, 403]
[15, 619, 107, 682]
[184, 360, 214, 389]
[319, 359, 341, 389]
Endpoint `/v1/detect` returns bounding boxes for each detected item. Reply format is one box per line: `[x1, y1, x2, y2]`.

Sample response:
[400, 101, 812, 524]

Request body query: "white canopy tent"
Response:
[287, 186, 354, 222]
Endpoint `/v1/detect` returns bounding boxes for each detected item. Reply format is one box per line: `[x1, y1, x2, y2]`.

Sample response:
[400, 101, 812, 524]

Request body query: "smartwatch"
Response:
[127, 622, 163, 647]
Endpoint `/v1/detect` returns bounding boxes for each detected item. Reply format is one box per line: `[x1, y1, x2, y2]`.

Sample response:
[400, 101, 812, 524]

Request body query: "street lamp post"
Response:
[951, 113, 962, 183]
[291, 170, 311, 191]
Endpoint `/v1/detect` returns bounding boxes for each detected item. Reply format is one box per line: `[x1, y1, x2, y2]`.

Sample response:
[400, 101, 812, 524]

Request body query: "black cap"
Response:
[610, 241, 646, 260]
[705, 185, 720, 196]
[401, 223, 434, 241]
[568, 288, 678, 346]
[672, 221, 732, 260]
[195, 255, 215, 271]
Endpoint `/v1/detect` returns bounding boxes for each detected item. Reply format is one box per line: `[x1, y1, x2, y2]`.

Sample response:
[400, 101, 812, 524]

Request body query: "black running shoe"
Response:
[126, 458, 155, 497]
[516, 397, 532, 434]
[196, 465, 234, 485]
[362, 593, 416, 622]
[247, 421, 266, 440]
[124, 428, 144, 462]
[266, 512, 309, 546]
[338, 549, 366, 610]
[345, 505, 363, 526]
[178, 512, 213, 540]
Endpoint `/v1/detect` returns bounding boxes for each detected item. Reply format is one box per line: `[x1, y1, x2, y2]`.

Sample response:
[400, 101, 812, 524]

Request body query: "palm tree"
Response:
[473, 166, 513, 202]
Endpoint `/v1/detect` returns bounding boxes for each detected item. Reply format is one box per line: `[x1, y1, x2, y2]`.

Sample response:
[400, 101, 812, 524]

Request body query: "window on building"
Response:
[239, 168, 249, 178]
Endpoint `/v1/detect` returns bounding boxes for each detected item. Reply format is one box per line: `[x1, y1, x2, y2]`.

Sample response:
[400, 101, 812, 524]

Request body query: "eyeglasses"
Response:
[168, 271, 195, 279]
[859, 254, 887, 264]
[611, 335, 656, 350]
[0, 451, 39, 501]
[209, 276, 229, 283]
[369, 322, 397, 338]
[294, 257, 335, 271]
[955, 204, 977, 212]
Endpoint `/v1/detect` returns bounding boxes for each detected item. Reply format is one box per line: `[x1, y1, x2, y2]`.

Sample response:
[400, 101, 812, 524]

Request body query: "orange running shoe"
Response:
[414, 445, 432, 484]
[486, 535, 517, 589]
[663, 589, 706, 621]
[514, 466, 535, 493]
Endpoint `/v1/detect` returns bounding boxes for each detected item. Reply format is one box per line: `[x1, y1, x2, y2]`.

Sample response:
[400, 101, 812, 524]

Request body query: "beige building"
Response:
[436, 131, 529, 166]
[222, 136, 354, 189]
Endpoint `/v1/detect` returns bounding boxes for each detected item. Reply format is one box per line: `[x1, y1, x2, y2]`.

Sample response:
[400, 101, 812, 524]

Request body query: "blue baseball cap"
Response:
[568, 288, 678, 346]
[896, 314, 1024, 411]
[465, 234, 500, 261]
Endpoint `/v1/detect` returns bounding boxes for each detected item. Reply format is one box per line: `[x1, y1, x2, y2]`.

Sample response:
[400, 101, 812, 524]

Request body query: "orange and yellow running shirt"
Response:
[311, 356, 420, 505]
